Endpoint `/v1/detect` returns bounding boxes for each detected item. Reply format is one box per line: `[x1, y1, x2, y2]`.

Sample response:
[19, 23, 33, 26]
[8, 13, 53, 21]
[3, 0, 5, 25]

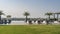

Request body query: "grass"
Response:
[0, 25, 60, 34]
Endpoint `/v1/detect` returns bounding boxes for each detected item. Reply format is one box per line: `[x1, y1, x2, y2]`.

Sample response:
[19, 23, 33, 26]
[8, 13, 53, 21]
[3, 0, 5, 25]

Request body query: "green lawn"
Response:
[0, 25, 60, 34]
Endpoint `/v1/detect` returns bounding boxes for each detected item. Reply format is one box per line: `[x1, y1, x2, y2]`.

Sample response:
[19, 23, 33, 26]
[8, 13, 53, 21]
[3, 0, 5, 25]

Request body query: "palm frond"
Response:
[24, 12, 30, 16]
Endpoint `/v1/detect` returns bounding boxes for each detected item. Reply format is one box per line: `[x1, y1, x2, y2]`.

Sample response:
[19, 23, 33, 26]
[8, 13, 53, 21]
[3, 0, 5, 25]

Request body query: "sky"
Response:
[0, 0, 60, 18]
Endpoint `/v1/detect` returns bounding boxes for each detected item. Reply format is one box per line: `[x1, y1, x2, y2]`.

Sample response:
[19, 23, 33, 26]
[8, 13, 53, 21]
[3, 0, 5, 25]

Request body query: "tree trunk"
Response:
[0, 15, 1, 20]
[54, 14, 55, 19]
[57, 14, 59, 21]
[46, 20, 49, 25]
[0, 15, 2, 24]
[48, 15, 50, 20]
[26, 16, 27, 22]
[47, 15, 50, 25]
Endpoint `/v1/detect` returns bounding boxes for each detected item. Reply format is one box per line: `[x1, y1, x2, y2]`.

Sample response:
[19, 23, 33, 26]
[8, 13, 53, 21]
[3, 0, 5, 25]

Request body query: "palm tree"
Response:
[0, 11, 4, 20]
[55, 12, 60, 21]
[45, 12, 52, 25]
[45, 12, 52, 20]
[0, 11, 5, 24]
[23, 12, 30, 22]
[7, 15, 11, 24]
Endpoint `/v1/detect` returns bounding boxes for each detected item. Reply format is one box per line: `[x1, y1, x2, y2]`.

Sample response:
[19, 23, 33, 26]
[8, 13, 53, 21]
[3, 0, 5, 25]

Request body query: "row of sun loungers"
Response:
[26, 20, 60, 24]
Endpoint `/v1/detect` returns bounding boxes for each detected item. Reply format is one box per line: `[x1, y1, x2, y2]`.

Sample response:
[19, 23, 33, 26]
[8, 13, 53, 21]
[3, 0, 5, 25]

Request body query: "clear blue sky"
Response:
[0, 0, 60, 18]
